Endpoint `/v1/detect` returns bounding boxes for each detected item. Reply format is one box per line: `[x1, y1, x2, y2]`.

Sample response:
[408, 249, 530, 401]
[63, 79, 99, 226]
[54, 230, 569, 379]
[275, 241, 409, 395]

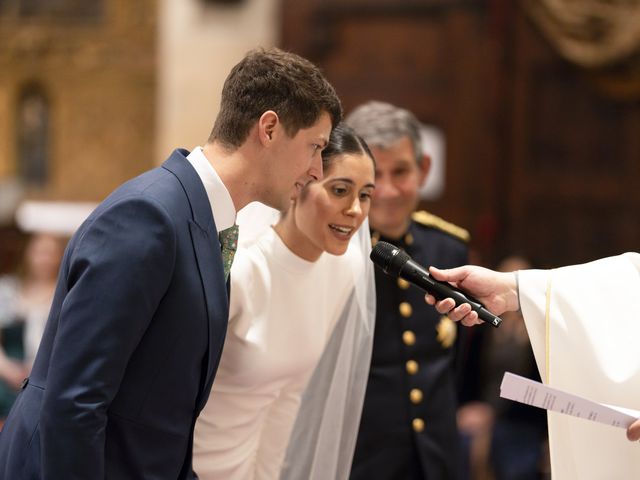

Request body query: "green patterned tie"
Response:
[219, 224, 239, 280]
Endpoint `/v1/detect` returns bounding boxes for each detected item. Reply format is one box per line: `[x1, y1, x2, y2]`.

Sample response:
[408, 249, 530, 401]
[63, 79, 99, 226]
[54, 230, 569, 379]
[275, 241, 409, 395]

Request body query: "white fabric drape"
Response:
[519, 253, 640, 479]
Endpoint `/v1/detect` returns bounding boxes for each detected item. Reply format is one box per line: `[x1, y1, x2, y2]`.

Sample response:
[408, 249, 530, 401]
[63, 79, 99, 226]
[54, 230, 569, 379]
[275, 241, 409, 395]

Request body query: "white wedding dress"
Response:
[193, 216, 374, 480]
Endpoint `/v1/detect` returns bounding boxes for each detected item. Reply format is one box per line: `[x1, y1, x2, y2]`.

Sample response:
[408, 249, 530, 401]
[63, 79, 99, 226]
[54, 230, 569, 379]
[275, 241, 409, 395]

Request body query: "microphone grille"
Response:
[370, 241, 410, 277]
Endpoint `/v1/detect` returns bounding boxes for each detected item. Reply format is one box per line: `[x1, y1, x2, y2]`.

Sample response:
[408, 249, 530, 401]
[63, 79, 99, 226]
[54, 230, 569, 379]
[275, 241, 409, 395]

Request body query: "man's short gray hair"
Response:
[345, 101, 424, 164]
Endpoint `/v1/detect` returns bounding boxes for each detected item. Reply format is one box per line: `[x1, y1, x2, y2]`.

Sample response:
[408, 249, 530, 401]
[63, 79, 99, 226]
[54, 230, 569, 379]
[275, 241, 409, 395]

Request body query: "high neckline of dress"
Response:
[258, 227, 323, 274]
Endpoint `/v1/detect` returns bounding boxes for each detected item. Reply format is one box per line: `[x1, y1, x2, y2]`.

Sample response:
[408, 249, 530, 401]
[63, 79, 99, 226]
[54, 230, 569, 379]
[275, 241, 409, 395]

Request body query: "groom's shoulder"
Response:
[80, 167, 185, 234]
[107, 163, 181, 202]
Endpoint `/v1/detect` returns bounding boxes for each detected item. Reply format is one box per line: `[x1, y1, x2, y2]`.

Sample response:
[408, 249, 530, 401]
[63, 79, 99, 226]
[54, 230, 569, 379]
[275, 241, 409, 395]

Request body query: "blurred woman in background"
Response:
[0, 233, 64, 424]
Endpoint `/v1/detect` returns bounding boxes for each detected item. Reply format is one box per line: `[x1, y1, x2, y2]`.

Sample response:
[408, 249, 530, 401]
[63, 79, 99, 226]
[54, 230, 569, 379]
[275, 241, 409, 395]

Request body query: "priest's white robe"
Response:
[519, 252, 640, 479]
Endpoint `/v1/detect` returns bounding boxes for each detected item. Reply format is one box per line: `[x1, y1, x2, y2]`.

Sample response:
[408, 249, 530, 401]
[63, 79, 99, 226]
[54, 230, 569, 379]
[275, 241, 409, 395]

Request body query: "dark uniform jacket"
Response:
[351, 211, 470, 480]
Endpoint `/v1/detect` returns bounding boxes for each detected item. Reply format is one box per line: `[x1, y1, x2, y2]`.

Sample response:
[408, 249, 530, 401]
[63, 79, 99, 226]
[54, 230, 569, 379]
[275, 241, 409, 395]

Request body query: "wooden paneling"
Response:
[281, 0, 640, 268]
[507, 10, 640, 267]
[281, 0, 503, 264]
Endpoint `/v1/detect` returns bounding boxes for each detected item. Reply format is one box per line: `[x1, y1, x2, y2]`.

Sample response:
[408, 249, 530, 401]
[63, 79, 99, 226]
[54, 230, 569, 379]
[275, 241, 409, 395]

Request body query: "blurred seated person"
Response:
[0, 233, 64, 423]
[457, 255, 549, 480]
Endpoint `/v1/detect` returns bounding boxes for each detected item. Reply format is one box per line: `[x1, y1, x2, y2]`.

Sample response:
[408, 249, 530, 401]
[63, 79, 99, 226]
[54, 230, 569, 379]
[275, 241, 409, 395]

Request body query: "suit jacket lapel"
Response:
[188, 221, 228, 412]
[163, 149, 229, 412]
[163, 149, 216, 232]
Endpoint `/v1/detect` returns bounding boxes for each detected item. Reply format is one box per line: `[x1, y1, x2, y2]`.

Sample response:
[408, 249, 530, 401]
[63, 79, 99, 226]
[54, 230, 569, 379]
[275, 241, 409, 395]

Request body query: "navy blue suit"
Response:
[0, 149, 229, 479]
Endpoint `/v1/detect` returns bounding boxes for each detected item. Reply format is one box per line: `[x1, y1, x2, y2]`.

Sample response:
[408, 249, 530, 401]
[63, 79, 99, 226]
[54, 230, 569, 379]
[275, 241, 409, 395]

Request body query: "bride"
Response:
[193, 123, 376, 480]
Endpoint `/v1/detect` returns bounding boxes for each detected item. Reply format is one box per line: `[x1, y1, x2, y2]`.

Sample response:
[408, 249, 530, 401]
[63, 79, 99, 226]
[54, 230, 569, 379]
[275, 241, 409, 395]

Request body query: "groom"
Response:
[0, 47, 341, 479]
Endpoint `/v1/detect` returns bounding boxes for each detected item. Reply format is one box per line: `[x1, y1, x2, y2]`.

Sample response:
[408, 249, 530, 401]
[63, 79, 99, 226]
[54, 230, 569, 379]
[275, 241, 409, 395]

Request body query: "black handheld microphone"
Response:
[370, 241, 502, 328]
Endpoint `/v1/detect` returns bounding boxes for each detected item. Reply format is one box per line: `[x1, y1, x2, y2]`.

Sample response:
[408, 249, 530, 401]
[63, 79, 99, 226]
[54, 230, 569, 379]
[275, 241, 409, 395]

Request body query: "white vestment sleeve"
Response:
[517, 269, 550, 381]
[518, 253, 640, 480]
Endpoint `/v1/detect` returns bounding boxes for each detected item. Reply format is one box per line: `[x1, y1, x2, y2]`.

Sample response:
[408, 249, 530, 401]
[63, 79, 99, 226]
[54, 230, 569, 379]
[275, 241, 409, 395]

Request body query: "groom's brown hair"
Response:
[209, 47, 342, 149]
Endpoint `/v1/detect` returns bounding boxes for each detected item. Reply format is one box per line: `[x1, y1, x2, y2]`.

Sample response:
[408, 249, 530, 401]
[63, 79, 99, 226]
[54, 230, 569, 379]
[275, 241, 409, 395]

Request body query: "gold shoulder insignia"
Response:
[411, 210, 470, 243]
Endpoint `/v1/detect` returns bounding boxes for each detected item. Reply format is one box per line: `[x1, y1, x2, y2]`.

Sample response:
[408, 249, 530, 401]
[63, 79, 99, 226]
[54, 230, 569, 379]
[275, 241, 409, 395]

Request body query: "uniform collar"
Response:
[371, 223, 415, 249]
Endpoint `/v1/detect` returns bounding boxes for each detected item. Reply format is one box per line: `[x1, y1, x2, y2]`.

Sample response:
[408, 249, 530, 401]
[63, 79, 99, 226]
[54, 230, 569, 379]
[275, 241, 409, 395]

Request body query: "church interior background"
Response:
[2, 0, 640, 272]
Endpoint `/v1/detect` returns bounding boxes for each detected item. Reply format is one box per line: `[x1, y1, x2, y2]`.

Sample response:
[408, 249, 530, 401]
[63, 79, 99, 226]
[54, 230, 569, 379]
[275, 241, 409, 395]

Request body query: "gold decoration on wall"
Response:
[522, 0, 640, 68]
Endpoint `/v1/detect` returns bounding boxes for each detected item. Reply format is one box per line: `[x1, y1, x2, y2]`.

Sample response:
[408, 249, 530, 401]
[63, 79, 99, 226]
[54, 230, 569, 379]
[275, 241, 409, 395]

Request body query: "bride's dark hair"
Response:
[321, 123, 375, 173]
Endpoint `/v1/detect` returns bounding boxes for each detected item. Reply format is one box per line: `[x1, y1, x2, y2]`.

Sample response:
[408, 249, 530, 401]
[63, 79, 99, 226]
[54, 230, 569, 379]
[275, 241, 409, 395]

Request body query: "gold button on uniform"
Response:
[371, 232, 380, 247]
[409, 388, 423, 404]
[412, 418, 425, 432]
[399, 302, 412, 318]
[402, 330, 416, 346]
[406, 360, 418, 375]
[404, 233, 414, 245]
[397, 277, 410, 290]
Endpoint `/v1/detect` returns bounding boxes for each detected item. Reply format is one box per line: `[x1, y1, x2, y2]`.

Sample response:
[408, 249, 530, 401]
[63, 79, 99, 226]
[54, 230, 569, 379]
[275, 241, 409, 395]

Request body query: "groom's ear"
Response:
[258, 110, 279, 146]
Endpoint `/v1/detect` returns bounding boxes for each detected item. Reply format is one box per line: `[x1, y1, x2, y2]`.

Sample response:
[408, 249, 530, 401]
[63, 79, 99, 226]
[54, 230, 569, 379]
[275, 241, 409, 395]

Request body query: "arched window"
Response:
[17, 85, 49, 186]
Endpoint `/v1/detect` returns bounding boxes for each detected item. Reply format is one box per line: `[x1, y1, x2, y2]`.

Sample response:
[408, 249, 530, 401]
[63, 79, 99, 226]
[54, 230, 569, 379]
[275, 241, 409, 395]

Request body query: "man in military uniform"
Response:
[346, 101, 470, 479]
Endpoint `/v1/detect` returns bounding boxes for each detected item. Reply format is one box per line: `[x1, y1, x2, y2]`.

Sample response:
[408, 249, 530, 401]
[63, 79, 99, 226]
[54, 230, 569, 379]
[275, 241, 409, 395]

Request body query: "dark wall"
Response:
[281, 0, 640, 268]
[505, 8, 640, 269]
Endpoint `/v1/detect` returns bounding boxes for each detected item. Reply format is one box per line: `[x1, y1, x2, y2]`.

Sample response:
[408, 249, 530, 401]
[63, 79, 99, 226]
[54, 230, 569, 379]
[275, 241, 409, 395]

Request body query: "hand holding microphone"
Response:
[370, 241, 505, 328]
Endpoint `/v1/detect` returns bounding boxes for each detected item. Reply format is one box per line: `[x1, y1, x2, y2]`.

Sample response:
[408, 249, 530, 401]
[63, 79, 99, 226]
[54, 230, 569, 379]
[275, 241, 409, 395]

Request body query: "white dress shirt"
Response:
[186, 146, 235, 233]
